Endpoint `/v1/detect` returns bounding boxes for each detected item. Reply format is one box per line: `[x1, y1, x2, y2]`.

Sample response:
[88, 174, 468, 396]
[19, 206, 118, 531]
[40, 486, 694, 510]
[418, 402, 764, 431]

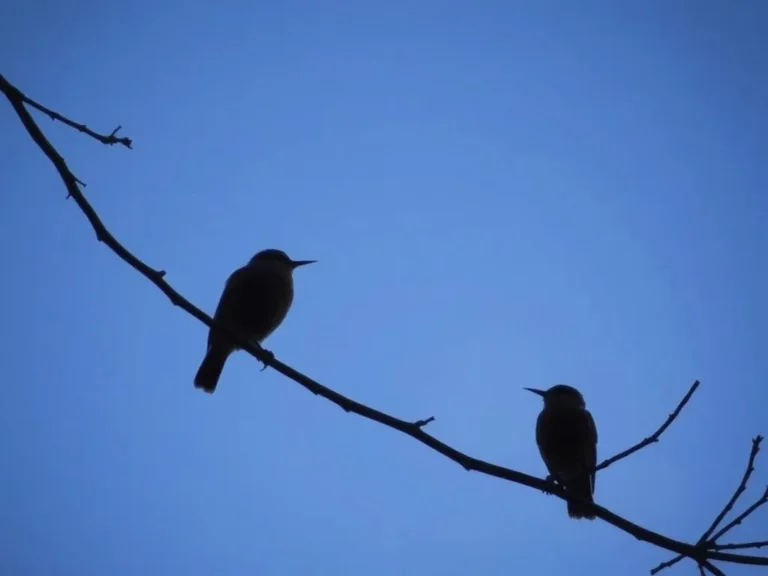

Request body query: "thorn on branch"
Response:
[412, 416, 435, 429]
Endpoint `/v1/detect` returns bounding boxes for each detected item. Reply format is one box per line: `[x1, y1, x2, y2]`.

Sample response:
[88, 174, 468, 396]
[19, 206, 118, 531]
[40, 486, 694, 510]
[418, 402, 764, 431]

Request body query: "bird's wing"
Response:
[535, 411, 559, 478]
[207, 265, 254, 349]
[209, 263, 292, 350]
[585, 409, 598, 494]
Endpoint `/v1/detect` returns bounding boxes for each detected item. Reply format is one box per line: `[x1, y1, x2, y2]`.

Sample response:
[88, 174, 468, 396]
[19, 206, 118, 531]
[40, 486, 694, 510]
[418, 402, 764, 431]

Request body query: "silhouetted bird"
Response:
[526, 384, 598, 520]
[194, 249, 315, 393]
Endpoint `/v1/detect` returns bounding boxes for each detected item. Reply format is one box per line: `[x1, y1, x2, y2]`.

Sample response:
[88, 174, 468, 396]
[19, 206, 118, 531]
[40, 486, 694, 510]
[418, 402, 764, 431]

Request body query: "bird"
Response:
[194, 249, 316, 394]
[525, 384, 598, 520]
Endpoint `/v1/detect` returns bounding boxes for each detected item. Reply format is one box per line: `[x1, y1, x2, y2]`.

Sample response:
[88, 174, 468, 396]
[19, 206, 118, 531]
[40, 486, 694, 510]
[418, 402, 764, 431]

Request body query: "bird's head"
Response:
[525, 384, 586, 410]
[249, 249, 316, 271]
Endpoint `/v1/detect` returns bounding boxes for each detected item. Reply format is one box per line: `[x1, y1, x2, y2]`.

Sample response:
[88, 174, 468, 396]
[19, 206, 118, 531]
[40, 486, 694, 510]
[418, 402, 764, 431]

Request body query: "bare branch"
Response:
[25, 98, 133, 148]
[651, 438, 766, 574]
[595, 380, 700, 473]
[3, 73, 767, 574]
[701, 437, 763, 543]
[713, 541, 768, 551]
[702, 561, 727, 576]
[709, 484, 768, 543]
[0, 74, 133, 148]
[650, 555, 685, 575]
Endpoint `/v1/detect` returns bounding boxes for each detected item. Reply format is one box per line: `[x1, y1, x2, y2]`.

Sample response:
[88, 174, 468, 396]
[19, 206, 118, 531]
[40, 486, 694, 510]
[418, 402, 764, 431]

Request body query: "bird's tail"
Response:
[194, 346, 231, 394]
[566, 476, 596, 520]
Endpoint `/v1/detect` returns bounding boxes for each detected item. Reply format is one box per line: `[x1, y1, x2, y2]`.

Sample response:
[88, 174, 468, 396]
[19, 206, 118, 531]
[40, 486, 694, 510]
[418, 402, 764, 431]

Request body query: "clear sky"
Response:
[1, 1, 766, 575]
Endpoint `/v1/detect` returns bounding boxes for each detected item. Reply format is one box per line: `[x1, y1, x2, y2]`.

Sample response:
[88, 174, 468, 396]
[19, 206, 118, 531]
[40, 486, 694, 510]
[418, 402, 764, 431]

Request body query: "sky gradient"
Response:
[1, 1, 767, 575]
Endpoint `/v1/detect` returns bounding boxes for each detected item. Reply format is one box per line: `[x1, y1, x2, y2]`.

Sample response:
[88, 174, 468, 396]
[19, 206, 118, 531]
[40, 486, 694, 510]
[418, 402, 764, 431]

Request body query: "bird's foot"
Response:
[245, 338, 275, 371]
[542, 475, 560, 496]
[258, 346, 275, 372]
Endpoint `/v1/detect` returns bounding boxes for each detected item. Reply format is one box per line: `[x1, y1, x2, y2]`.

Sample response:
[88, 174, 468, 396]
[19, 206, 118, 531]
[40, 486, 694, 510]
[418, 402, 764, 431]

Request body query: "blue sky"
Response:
[1, 1, 766, 574]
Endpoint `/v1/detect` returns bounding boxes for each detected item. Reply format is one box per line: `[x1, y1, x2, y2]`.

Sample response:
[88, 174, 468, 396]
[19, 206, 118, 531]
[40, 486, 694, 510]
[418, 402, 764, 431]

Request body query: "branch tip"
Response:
[595, 379, 700, 473]
[712, 540, 768, 551]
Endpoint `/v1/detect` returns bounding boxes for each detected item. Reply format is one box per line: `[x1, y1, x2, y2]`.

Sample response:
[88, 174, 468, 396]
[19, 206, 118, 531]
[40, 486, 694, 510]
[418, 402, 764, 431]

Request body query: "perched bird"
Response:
[526, 384, 598, 520]
[194, 249, 315, 393]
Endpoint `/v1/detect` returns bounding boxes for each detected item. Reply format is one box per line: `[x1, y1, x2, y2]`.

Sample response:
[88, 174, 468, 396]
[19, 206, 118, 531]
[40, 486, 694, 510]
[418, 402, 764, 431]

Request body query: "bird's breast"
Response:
[228, 265, 295, 343]
[536, 409, 592, 460]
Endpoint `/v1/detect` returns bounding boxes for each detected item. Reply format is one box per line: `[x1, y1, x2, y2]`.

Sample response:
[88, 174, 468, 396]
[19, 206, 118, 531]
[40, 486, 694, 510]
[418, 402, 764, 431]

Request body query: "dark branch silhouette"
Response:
[708, 441, 765, 544]
[651, 436, 766, 575]
[2, 72, 766, 575]
[594, 380, 700, 473]
[713, 541, 768, 552]
[6, 80, 133, 149]
[703, 561, 726, 576]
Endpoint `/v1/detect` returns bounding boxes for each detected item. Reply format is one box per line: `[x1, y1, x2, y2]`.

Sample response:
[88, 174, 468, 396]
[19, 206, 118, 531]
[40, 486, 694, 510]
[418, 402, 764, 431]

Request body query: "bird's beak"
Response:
[290, 259, 316, 269]
[524, 387, 546, 397]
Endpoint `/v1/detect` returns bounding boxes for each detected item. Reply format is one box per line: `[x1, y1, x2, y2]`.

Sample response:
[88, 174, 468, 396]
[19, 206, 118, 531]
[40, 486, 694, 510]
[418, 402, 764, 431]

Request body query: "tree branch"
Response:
[0, 75, 132, 148]
[651, 555, 685, 575]
[594, 380, 700, 473]
[713, 541, 768, 552]
[651, 437, 767, 575]
[702, 560, 726, 576]
[2, 72, 767, 574]
[710, 485, 768, 543]
[702, 437, 763, 543]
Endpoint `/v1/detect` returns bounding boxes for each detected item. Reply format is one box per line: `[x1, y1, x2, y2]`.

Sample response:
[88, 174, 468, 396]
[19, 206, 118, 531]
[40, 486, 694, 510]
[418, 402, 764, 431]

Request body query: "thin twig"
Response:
[595, 380, 700, 473]
[3, 73, 767, 573]
[651, 555, 685, 575]
[709, 485, 768, 543]
[27, 98, 133, 148]
[701, 437, 763, 543]
[0, 74, 132, 148]
[712, 541, 768, 551]
[650, 438, 765, 574]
